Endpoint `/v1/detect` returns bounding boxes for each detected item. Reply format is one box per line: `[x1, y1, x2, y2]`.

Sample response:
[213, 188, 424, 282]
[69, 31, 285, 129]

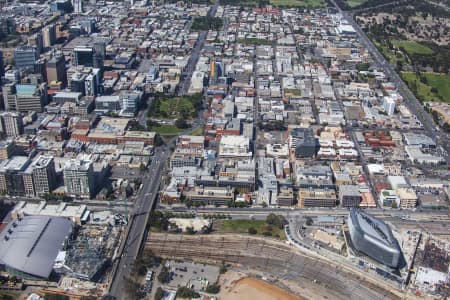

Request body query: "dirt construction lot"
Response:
[218, 271, 303, 300]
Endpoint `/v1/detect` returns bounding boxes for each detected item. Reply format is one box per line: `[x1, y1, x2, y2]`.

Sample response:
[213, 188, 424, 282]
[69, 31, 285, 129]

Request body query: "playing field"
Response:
[401, 72, 450, 103]
[392, 40, 434, 55]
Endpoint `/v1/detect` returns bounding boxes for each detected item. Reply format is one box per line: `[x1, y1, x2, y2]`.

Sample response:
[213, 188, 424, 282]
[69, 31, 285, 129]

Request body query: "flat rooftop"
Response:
[12, 201, 87, 220]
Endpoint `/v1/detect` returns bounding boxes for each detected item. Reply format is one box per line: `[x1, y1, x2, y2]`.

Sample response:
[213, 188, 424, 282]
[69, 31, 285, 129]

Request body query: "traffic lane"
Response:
[109, 151, 167, 297]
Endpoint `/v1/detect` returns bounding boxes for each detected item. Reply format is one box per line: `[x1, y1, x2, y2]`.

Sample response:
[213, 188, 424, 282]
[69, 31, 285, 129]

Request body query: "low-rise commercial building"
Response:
[218, 135, 252, 158]
[184, 186, 234, 205]
[289, 127, 317, 158]
[298, 187, 336, 208]
[396, 188, 418, 209]
[339, 185, 362, 207]
[11, 201, 88, 225]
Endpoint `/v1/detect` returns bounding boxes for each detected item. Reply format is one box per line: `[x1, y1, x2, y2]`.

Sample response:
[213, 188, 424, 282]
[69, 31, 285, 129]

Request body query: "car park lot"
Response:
[164, 260, 220, 290]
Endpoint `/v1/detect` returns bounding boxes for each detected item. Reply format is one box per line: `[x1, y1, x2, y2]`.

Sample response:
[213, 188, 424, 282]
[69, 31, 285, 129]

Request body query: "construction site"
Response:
[145, 232, 403, 300]
[57, 224, 121, 282]
[411, 234, 450, 298]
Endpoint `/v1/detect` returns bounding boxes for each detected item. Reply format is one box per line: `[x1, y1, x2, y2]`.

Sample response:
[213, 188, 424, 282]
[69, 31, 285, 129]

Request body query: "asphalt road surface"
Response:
[108, 146, 169, 299]
[178, 3, 218, 96]
[108, 123, 206, 298]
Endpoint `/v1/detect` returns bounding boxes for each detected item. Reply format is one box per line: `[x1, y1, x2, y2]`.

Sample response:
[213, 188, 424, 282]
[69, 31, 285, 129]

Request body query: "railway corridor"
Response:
[146, 233, 402, 300]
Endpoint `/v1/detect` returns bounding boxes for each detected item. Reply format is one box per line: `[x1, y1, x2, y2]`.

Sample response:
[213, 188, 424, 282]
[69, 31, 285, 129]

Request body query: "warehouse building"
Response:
[0, 216, 73, 280]
[348, 209, 402, 268]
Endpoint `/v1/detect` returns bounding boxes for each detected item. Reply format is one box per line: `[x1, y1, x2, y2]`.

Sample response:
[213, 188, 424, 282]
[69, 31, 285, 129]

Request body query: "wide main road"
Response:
[108, 119, 206, 298]
[160, 205, 449, 216]
[108, 146, 171, 298]
[178, 2, 219, 96]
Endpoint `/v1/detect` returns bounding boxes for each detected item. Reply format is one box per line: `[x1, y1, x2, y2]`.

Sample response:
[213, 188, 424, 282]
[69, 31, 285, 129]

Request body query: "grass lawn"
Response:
[374, 42, 397, 65]
[346, 0, 366, 7]
[190, 127, 203, 136]
[392, 40, 434, 55]
[270, 0, 326, 7]
[159, 97, 195, 119]
[149, 94, 202, 120]
[151, 124, 181, 135]
[401, 72, 450, 103]
[215, 220, 286, 240]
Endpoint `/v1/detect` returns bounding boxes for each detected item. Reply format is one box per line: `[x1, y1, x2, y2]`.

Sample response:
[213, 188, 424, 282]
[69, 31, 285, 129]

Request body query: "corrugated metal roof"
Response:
[0, 216, 73, 278]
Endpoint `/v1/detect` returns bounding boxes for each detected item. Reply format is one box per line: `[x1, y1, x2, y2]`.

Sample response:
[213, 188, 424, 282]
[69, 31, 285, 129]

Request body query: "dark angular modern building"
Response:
[289, 127, 317, 158]
[348, 208, 402, 268]
[74, 46, 94, 67]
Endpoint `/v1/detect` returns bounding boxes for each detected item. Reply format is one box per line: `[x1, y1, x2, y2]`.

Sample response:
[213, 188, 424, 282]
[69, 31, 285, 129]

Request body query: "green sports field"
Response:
[401, 72, 450, 103]
[392, 40, 434, 55]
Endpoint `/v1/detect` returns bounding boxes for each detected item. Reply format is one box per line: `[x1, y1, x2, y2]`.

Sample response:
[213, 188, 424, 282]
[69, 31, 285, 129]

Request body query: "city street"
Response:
[108, 147, 169, 299]
[178, 3, 219, 96]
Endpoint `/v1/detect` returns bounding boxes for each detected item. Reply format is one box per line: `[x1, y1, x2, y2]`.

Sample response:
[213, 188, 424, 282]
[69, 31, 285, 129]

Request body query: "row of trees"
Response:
[191, 17, 223, 31]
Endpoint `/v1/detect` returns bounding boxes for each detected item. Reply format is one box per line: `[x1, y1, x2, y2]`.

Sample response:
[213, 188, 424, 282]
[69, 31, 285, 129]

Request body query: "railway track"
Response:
[146, 233, 402, 300]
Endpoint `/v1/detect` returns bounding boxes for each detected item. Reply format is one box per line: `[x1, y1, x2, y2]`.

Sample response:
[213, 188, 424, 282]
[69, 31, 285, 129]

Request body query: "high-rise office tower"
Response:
[84, 68, 99, 96]
[73, 0, 83, 13]
[14, 46, 39, 70]
[42, 24, 56, 48]
[26, 155, 57, 196]
[2, 83, 17, 111]
[34, 58, 47, 83]
[73, 46, 93, 67]
[46, 55, 67, 87]
[0, 112, 24, 137]
[93, 41, 106, 59]
[0, 49, 4, 77]
[63, 154, 95, 198]
[28, 33, 43, 54]
[0, 156, 31, 196]
[14, 83, 48, 113]
[70, 72, 86, 95]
